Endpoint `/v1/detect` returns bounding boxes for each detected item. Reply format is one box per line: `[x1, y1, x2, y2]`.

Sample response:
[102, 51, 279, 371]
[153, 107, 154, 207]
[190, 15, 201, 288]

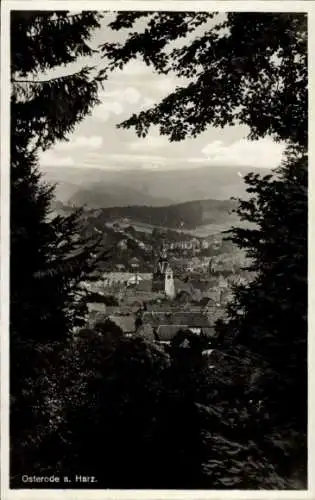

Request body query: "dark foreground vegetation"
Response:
[10, 11, 307, 489]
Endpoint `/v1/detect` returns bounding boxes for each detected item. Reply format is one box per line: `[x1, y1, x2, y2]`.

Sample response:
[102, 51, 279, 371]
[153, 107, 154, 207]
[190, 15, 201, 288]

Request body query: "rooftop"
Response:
[156, 325, 215, 341]
[135, 324, 155, 341]
[108, 315, 135, 333]
[142, 311, 212, 328]
[135, 280, 152, 292]
[103, 272, 153, 281]
[130, 257, 140, 263]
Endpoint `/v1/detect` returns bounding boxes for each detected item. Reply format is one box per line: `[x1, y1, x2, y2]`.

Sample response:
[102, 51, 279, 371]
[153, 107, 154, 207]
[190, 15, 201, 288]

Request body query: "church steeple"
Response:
[156, 246, 169, 275]
[152, 245, 176, 299]
[165, 264, 176, 300]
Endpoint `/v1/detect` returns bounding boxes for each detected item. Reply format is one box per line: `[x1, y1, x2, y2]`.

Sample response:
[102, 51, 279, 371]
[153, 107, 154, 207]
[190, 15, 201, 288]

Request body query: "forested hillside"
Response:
[88, 199, 236, 229]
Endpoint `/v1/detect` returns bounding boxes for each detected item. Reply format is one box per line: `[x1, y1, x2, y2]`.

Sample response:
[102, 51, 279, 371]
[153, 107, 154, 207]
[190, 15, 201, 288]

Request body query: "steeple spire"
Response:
[152, 244, 176, 299]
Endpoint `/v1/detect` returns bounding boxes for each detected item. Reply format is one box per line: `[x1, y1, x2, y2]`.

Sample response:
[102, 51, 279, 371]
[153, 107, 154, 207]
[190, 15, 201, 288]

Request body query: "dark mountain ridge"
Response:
[51, 198, 239, 231]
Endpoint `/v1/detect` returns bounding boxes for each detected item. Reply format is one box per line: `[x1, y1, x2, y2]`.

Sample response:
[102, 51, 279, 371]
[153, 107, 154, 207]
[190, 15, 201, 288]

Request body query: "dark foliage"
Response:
[99, 12, 307, 146]
[17, 322, 291, 489]
[10, 10, 105, 481]
[215, 147, 307, 482]
[218, 148, 307, 427]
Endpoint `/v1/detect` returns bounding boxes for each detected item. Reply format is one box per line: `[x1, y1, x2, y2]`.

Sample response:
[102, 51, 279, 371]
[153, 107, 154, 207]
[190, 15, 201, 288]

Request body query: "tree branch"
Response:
[11, 67, 96, 85]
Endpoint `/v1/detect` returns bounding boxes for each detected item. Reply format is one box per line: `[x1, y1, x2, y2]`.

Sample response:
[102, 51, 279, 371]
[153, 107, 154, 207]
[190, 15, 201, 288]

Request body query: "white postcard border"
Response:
[1, 1, 314, 499]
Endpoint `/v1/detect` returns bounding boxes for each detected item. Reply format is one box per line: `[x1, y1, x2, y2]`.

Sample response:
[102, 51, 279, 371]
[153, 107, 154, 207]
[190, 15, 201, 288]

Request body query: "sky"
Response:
[39, 11, 286, 172]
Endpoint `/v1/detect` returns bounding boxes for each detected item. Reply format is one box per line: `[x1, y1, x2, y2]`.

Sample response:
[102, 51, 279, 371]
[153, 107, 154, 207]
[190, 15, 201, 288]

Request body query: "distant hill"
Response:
[51, 198, 243, 234]
[41, 164, 271, 207]
[68, 183, 172, 209]
[94, 198, 238, 230]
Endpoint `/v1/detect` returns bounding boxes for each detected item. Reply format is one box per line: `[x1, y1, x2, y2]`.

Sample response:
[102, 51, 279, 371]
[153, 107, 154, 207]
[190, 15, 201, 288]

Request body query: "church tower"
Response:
[152, 246, 176, 299]
[165, 264, 176, 300]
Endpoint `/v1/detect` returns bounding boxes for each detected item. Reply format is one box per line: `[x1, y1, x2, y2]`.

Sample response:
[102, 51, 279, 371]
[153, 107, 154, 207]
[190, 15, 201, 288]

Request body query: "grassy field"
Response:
[106, 219, 253, 238]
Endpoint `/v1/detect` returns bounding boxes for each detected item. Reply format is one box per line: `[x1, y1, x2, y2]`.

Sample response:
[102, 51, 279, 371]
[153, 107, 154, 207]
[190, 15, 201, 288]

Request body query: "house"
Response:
[191, 237, 200, 248]
[212, 238, 222, 250]
[115, 263, 126, 271]
[202, 298, 217, 311]
[87, 302, 106, 314]
[201, 240, 210, 249]
[175, 289, 193, 303]
[151, 325, 215, 343]
[127, 275, 143, 287]
[87, 270, 102, 280]
[187, 279, 210, 293]
[103, 272, 130, 285]
[103, 272, 153, 285]
[117, 239, 128, 251]
[184, 240, 193, 250]
[142, 311, 213, 331]
[130, 257, 140, 270]
[136, 280, 153, 293]
[174, 279, 203, 302]
[202, 348, 214, 357]
[205, 289, 220, 303]
[156, 325, 184, 342]
[108, 315, 136, 334]
[135, 323, 155, 341]
[104, 306, 120, 316]
[125, 299, 143, 309]
[220, 289, 234, 304]
[87, 311, 107, 327]
[205, 306, 228, 323]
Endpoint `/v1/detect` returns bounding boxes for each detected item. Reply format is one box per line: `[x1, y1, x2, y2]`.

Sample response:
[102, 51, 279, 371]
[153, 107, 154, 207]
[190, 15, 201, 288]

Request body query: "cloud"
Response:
[40, 151, 75, 167]
[153, 76, 177, 94]
[100, 87, 141, 105]
[92, 100, 124, 122]
[139, 97, 156, 110]
[54, 135, 103, 151]
[123, 87, 141, 104]
[198, 138, 286, 168]
[100, 89, 157, 114]
[119, 60, 151, 76]
[93, 86, 143, 122]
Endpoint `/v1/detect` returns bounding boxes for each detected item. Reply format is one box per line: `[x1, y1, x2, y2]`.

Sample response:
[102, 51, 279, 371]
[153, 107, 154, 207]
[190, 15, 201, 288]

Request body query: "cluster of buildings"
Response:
[109, 220, 223, 254]
[84, 245, 241, 348]
[163, 238, 212, 251]
[100, 310, 215, 345]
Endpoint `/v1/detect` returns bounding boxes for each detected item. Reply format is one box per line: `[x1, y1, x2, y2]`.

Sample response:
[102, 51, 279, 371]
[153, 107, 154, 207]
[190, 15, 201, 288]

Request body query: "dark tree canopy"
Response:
[100, 12, 307, 146]
[10, 10, 105, 481]
[217, 146, 307, 431]
[11, 11, 102, 152]
[10, 11, 109, 344]
[11, 11, 100, 76]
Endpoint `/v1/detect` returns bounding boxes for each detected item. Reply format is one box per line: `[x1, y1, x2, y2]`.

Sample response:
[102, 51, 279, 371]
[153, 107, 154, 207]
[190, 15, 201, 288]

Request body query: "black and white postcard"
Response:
[1, 1, 313, 498]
